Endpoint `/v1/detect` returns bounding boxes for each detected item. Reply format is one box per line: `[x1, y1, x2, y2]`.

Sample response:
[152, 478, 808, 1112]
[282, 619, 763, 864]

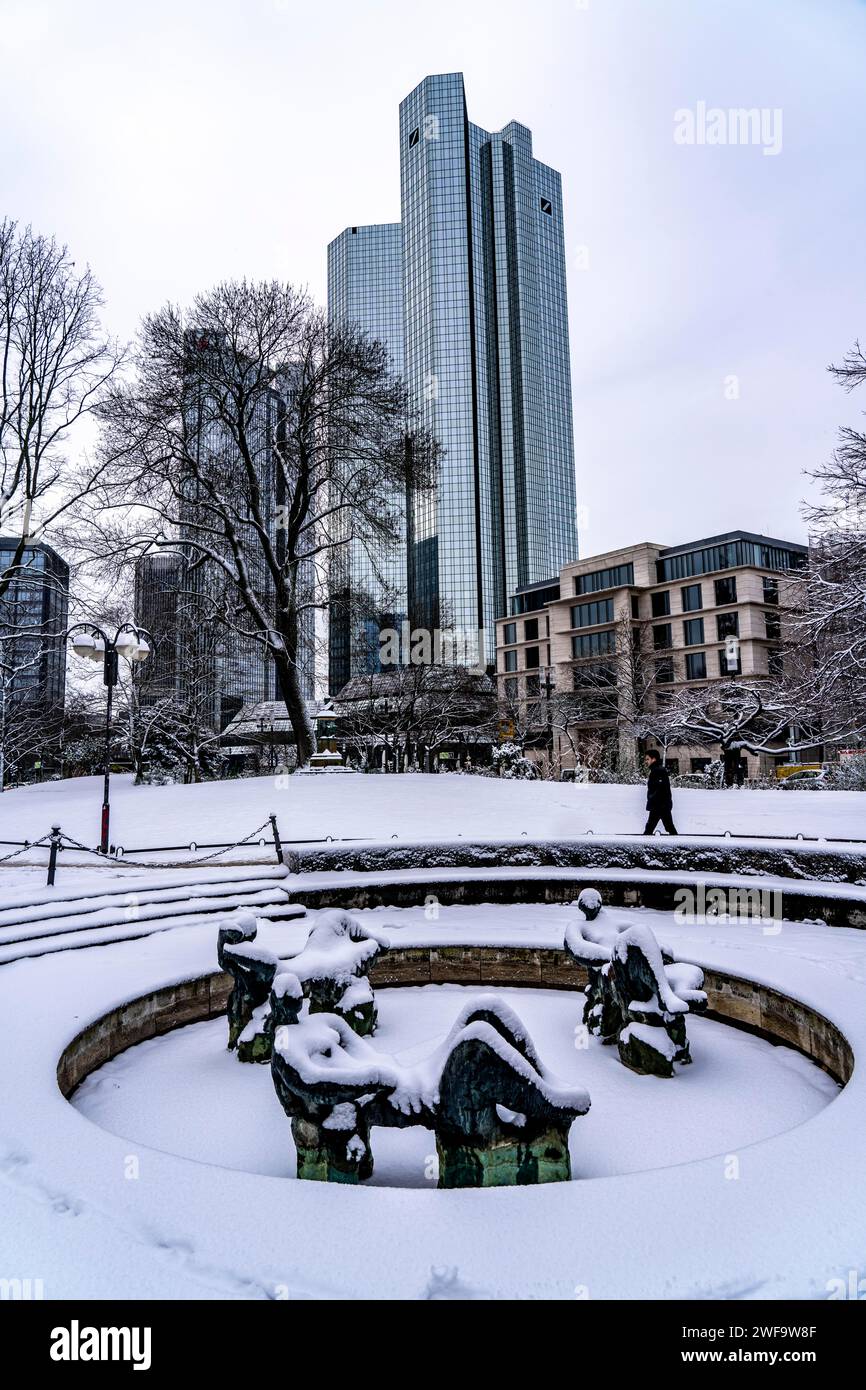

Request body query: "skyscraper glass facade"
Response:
[0, 539, 69, 706]
[327, 224, 406, 693]
[329, 72, 578, 688]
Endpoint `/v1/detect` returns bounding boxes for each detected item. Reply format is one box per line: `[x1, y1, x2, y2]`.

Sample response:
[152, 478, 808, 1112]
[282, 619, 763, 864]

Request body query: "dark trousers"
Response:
[644, 807, 678, 835]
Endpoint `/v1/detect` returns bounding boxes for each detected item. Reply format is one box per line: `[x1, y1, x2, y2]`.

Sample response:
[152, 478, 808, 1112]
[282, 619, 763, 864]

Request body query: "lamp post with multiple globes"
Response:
[67, 623, 152, 853]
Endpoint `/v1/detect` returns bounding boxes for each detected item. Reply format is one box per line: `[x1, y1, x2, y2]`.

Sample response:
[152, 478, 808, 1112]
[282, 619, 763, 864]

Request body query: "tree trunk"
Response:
[268, 630, 315, 769]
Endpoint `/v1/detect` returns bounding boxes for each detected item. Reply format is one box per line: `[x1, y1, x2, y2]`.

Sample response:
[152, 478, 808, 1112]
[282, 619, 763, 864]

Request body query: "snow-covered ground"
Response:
[1, 899, 865, 1300]
[73, 987, 837, 1186]
[0, 773, 863, 864]
[0, 769, 864, 1299]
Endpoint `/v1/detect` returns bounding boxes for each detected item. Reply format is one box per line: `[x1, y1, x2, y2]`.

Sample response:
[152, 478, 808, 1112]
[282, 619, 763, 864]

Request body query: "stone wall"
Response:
[287, 874, 866, 928]
[287, 837, 866, 887]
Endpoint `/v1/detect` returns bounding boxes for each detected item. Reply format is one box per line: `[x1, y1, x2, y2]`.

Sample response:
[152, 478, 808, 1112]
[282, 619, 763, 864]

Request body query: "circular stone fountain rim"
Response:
[57, 949, 854, 1104]
[2, 916, 861, 1299]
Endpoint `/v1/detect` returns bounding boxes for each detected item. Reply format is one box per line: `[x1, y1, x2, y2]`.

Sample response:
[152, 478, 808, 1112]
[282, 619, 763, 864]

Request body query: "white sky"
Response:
[2, 0, 865, 558]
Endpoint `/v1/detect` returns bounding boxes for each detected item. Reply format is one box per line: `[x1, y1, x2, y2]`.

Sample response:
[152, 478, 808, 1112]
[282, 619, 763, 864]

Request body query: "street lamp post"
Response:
[67, 623, 152, 853]
[542, 668, 555, 766]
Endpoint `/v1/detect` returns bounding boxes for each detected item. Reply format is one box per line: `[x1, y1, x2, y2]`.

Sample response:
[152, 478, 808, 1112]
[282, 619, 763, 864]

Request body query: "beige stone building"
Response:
[495, 531, 809, 779]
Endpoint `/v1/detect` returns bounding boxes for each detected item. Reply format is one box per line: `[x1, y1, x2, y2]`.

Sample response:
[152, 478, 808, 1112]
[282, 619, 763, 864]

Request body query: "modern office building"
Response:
[328, 72, 579, 689]
[328, 224, 407, 692]
[134, 551, 194, 704]
[0, 538, 69, 707]
[496, 530, 809, 778]
[137, 335, 317, 730]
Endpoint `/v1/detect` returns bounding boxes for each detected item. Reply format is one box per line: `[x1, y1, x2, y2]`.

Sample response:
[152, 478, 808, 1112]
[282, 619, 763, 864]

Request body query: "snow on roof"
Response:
[222, 699, 341, 739]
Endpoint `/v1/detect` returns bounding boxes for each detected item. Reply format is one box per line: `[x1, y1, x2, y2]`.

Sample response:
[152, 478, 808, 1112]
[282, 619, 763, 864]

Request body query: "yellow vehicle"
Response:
[776, 763, 823, 781]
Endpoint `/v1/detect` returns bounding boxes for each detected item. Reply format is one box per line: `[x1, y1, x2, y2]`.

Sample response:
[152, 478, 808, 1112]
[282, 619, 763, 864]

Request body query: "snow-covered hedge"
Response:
[289, 836, 866, 886]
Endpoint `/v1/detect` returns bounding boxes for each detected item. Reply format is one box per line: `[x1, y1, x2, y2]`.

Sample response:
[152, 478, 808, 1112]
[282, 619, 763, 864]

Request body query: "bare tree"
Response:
[83, 281, 438, 766]
[785, 340, 866, 745]
[0, 219, 122, 596]
[633, 680, 801, 781]
[337, 666, 494, 771]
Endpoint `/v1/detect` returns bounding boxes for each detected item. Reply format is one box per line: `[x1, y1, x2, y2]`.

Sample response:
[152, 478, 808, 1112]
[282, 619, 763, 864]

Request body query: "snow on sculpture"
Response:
[609, 925, 707, 1076]
[564, 892, 707, 1076]
[564, 899, 628, 1043]
[218, 908, 388, 1063]
[434, 999, 590, 1188]
[218, 914, 280, 1053]
[576, 887, 603, 922]
[284, 909, 387, 1036]
[270, 992, 590, 1187]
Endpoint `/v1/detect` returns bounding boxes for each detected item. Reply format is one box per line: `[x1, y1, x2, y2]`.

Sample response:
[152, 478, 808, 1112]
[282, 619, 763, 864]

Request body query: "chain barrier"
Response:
[56, 818, 278, 872]
[1, 819, 865, 889]
[0, 833, 53, 867]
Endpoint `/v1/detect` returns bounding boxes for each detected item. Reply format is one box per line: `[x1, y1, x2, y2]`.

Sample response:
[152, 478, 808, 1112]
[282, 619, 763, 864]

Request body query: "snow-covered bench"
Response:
[270, 993, 590, 1187]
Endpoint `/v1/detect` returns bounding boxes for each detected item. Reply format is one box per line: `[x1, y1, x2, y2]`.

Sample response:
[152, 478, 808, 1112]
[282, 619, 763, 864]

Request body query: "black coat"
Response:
[646, 762, 673, 811]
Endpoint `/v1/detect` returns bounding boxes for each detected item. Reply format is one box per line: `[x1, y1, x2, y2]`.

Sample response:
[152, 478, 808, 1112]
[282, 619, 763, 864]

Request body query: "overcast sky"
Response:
[2, 0, 864, 558]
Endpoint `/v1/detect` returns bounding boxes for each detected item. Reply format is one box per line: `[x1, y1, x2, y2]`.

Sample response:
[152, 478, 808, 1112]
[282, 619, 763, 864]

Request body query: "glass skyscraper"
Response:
[328, 72, 578, 688]
[328, 224, 407, 691]
[0, 538, 69, 707]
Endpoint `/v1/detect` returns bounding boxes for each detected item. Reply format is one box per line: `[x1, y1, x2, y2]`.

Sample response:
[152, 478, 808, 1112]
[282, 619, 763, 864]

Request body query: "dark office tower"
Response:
[155, 334, 316, 729]
[327, 224, 407, 693]
[0, 537, 69, 706]
[328, 74, 578, 686]
[133, 551, 187, 704]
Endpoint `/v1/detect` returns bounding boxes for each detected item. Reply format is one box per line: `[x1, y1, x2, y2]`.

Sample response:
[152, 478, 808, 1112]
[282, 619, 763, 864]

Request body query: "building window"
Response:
[657, 540, 806, 583]
[571, 597, 614, 629]
[685, 651, 707, 681]
[716, 612, 739, 641]
[763, 577, 780, 606]
[526, 673, 541, 697]
[540, 197, 553, 215]
[653, 623, 673, 651]
[572, 630, 616, 659]
[525, 646, 541, 670]
[575, 563, 635, 595]
[655, 659, 675, 684]
[681, 584, 703, 612]
[504, 677, 518, 700]
[719, 648, 742, 676]
[503, 622, 517, 646]
[504, 650, 517, 673]
[714, 576, 737, 606]
[651, 591, 671, 618]
[524, 618, 539, 642]
[631, 596, 640, 619]
[768, 648, 784, 678]
[765, 611, 782, 641]
[683, 618, 705, 647]
[665, 758, 680, 776]
[573, 660, 616, 691]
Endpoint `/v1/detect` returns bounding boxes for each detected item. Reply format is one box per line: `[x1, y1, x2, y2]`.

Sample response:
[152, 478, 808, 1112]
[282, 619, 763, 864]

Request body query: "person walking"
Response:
[643, 750, 678, 835]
